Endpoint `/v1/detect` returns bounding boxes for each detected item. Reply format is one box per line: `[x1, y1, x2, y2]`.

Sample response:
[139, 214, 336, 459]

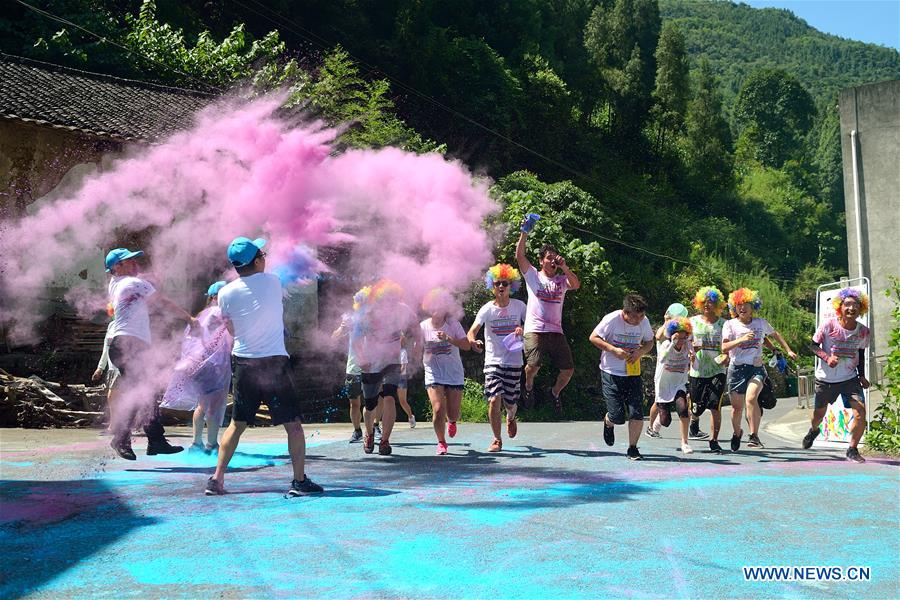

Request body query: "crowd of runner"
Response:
[96, 216, 872, 496]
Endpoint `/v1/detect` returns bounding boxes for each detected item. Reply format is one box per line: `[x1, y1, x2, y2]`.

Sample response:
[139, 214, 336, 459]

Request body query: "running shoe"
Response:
[436, 441, 448, 455]
[551, 390, 563, 416]
[688, 425, 709, 440]
[204, 477, 225, 496]
[204, 443, 219, 455]
[523, 386, 535, 409]
[747, 434, 764, 448]
[626, 446, 643, 461]
[110, 438, 136, 461]
[730, 432, 742, 452]
[645, 427, 661, 439]
[349, 429, 363, 444]
[709, 440, 723, 454]
[507, 418, 518, 439]
[288, 476, 324, 496]
[374, 423, 382, 442]
[846, 447, 865, 463]
[681, 442, 694, 454]
[603, 420, 615, 446]
[188, 442, 205, 454]
[378, 440, 392, 456]
[448, 422, 457, 438]
[363, 433, 375, 454]
[146, 439, 184, 456]
[801, 427, 819, 450]
[409, 415, 416, 429]
[488, 438, 502, 452]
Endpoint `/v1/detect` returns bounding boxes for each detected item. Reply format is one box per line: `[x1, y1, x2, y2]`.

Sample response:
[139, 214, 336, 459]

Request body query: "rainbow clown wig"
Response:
[665, 317, 693, 339]
[353, 279, 404, 310]
[692, 286, 727, 314]
[484, 263, 521, 293]
[832, 288, 869, 316]
[727, 288, 762, 317]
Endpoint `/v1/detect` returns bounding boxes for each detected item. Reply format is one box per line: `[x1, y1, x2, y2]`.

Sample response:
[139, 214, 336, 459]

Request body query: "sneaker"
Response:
[523, 386, 535, 409]
[373, 423, 382, 442]
[204, 477, 225, 496]
[448, 422, 457, 438]
[188, 442, 205, 454]
[603, 419, 615, 447]
[204, 443, 219, 455]
[681, 442, 694, 455]
[349, 429, 363, 443]
[378, 440, 392, 456]
[801, 427, 819, 450]
[730, 432, 742, 452]
[488, 438, 502, 452]
[146, 439, 184, 456]
[551, 390, 563, 416]
[363, 434, 375, 454]
[507, 418, 518, 439]
[110, 438, 136, 461]
[645, 427, 661, 439]
[709, 440, 723, 454]
[747, 434, 764, 448]
[436, 441, 448, 455]
[288, 476, 324, 496]
[689, 426, 709, 440]
[626, 446, 643, 461]
[409, 415, 416, 429]
[846, 447, 865, 463]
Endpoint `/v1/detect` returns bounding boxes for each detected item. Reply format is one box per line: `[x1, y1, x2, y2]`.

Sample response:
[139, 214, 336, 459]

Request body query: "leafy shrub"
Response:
[865, 278, 900, 455]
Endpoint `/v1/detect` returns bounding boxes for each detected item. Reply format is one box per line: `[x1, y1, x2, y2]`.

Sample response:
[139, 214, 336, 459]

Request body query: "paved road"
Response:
[2, 403, 898, 599]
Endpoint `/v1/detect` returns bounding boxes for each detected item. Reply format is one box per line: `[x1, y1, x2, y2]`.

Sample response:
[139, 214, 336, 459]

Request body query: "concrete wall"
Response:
[839, 79, 900, 373]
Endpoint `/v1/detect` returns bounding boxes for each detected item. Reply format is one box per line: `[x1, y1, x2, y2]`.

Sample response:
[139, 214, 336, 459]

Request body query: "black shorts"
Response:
[361, 364, 403, 409]
[343, 374, 363, 399]
[232, 356, 303, 426]
[689, 374, 726, 416]
[814, 378, 865, 410]
[657, 390, 690, 425]
[601, 371, 643, 424]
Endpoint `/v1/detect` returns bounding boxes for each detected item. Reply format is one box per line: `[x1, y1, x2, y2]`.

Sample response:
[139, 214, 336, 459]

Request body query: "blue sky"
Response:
[744, 1, 900, 49]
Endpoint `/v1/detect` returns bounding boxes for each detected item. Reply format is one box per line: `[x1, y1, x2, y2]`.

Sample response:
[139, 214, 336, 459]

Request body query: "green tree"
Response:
[651, 21, 689, 151]
[734, 68, 816, 168]
[683, 56, 733, 191]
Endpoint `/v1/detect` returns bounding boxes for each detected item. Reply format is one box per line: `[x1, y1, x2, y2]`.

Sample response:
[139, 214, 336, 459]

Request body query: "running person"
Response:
[420, 288, 470, 455]
[590, 293, 655, 460]
[205, 237, 323, 496]
[688, 287, 729, 453]
[802, 289, 871, 463]
[468, 264, 527, 453]
[104, 247, 191, 460]
[515, 220, 580, 412]
[652, 317, 695, 454]
[646, 303, 689, 439]
[721, 288, 797, 451]
[333, 306, 364, 443]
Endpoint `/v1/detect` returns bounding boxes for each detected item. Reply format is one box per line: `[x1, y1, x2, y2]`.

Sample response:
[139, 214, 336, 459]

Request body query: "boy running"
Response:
[688, 287, 729, 453]
[653, 317, 695, 454]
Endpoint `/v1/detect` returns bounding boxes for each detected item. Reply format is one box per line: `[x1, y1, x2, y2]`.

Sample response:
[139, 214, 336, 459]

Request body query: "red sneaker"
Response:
[436, 441, 448, 455]
[448, 422, 457, 438]
[363, 434, 375, 454]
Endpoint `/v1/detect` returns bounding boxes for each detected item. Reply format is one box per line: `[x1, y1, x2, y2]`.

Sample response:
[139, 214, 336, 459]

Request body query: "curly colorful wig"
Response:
[727, 288, 762, 317]
[484, 263, 521, 293]
[832, 288, 869, 316]
[352, 279, 404, 310]
[665, 316, 693, 338]
[352, 286, 371, 311]
[692, 286, 727, 314]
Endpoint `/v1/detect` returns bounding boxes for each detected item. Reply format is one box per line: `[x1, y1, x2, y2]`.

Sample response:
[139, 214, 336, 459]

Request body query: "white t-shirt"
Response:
[813, 318, 870, 383]
[655, 339, 691, 402]
[355, 303, 418, 373]
[108, 275, 156, 344]
[420, 318, 466, 386]
[524, 266, 570, 334]
[593, 310, 654, 376]
[474, 299, 527, 367]
[689, 315, 726, 378]
[218, 272, 288, 358]
[722, 317, 774, 366]
[339, 313, 362, 376]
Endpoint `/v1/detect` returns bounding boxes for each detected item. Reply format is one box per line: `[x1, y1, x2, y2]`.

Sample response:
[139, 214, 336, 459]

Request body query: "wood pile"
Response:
[0, 369, 106, 428]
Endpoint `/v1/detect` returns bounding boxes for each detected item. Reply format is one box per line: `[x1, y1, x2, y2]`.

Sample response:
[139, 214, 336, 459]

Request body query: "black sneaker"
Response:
[551, 390, 563, 416]
[523, 386, 535, 409]
[747, 434, 764, 448]
[689, 426, 709, 440]
[378, 440, 392, 456]
[709, 440, 723, 454]
[846, 447, 865, 463]
[147, 439, 184, 455]
[603, 419, 615, 447]
[801, 427, 819, 450]
[204, 477, 226, 496]
[288, 476, 324, 496]
[110, 438, 136, 461]
[626, 446, 643, 461]
[349, 429, 363, 443]
[730, 433, 742, 452]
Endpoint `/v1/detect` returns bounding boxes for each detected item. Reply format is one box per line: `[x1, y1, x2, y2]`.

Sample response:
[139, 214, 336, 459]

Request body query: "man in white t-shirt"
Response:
[589, 293, 655, 460]
[468, 264, 527, 452]
[802, 289, 871, 463]
[515, 222, 580, 414]
[104, 247, 194, 461]
[205, 237, 323, 497]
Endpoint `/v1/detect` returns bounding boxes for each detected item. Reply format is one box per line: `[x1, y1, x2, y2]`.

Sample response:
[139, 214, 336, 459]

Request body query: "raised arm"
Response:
[515, 231, 533, 274]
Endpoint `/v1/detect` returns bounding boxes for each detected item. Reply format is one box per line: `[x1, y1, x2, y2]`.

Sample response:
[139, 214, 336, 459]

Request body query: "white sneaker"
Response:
[681, 442, 694, 454]
[409, 415, 416, 429]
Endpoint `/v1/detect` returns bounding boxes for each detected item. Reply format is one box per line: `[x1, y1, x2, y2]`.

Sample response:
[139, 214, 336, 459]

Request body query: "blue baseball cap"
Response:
[207, 280, 227, 297]
[227, 237, 266, 267]
[105, 248, 144, 272]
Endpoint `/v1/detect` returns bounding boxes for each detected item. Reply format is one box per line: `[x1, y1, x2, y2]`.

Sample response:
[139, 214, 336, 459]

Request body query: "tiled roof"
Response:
[0, 53, 216, 142]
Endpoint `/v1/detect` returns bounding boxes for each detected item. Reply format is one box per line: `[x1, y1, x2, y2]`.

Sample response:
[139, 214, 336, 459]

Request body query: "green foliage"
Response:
[651, 21, 689, 148]
[865, 279, 900, 455]
[422, 379, 488, 423]
[683, 57, 733, 191]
